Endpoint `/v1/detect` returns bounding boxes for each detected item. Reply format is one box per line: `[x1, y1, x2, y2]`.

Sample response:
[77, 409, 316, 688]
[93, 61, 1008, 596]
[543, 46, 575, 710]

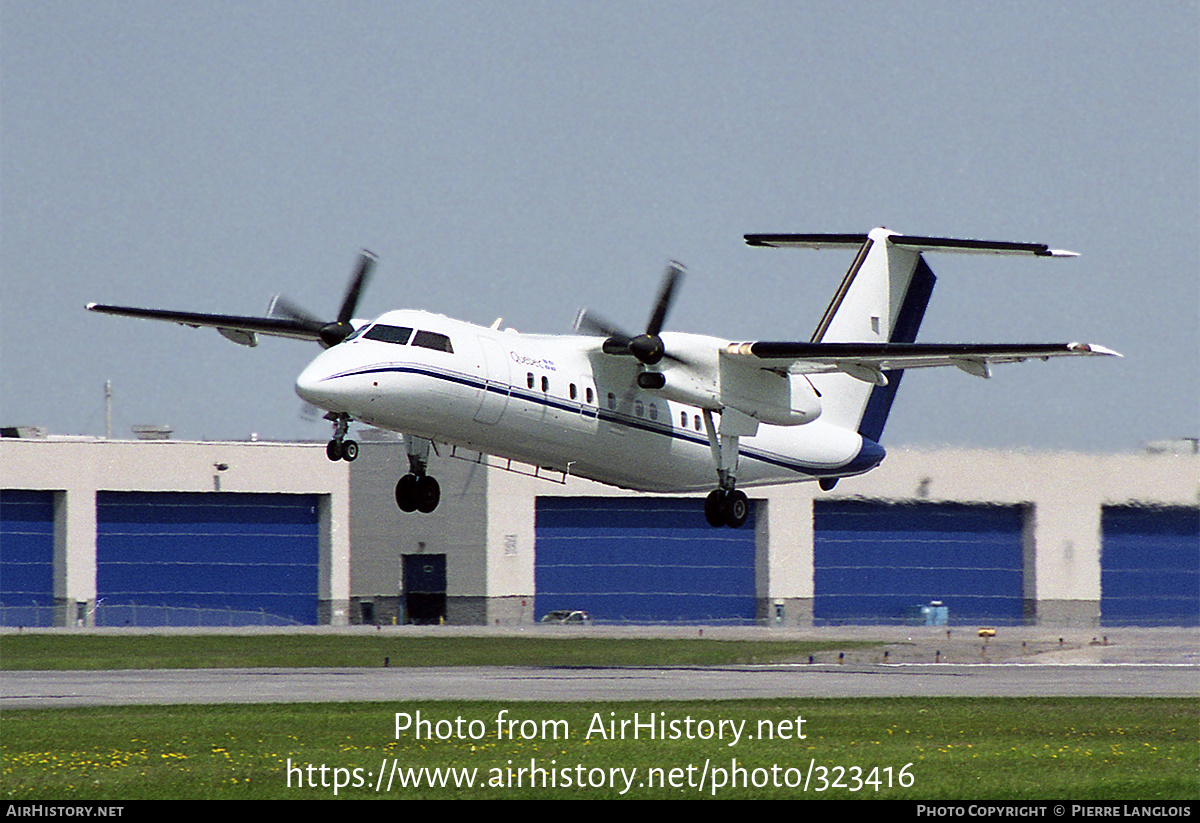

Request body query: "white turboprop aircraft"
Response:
[88, 228, 1118, 528]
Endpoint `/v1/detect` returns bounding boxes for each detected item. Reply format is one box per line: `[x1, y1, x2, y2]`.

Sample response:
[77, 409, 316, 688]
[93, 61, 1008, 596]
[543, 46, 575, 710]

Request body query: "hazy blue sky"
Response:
[2, 1, 1196, 452]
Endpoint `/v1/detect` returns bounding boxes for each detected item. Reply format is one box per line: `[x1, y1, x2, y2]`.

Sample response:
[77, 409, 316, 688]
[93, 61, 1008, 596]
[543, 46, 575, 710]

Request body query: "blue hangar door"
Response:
[814, 501, 1025, 625]
[1101, 506, 1199, 627]
[96, 492, 320, 625]
[535, 497, 757, 623]
[0, 490, 56, 626]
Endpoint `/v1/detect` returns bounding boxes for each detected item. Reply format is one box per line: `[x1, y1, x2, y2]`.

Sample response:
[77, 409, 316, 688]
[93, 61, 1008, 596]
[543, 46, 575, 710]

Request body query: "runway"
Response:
[3, 627, 1196, 709]
[3, 662, 1195, 709]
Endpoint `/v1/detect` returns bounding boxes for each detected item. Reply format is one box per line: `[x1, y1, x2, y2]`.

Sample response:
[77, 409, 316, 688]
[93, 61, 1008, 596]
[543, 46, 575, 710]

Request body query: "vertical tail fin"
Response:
[806, 228, 936, 439]
[743, 228, 1077, 441]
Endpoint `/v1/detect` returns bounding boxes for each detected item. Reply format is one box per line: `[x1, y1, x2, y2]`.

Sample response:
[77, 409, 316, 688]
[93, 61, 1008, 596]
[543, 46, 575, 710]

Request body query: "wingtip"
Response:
[1068, 342, 1122, 357]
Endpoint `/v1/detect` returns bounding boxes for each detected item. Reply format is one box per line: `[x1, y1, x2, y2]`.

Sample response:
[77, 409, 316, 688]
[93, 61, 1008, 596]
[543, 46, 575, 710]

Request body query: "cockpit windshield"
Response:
[362, 324, 414, 345]
[353, 323, 454, 353]
[411, 330, 454, 353]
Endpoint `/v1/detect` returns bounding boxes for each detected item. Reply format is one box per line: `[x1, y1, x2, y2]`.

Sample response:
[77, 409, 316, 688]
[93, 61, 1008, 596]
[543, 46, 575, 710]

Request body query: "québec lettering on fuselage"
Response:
[87, 228, 1119, 528]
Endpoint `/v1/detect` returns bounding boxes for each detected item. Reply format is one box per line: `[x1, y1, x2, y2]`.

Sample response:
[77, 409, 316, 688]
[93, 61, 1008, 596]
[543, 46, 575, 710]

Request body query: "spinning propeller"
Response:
[270, 251, 376, 347]
[87, 251, 377, 349]
[576, 262, 686, 373]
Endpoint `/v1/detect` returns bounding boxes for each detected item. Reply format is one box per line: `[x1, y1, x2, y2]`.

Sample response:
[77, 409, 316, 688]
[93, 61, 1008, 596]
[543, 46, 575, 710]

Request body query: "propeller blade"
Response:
[268, 294, 322, 326]
[645, 261, 684, 337]
[318, 250, 378, 348]
[337, 250, 377, 325]
[575, 308, 631, 340]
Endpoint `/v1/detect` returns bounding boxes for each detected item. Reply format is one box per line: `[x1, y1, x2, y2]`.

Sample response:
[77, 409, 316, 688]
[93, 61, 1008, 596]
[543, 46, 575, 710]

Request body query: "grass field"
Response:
[2, 634, 1196, 800]
[0, 634, 876, 670]
[3, 698, 1195, 800]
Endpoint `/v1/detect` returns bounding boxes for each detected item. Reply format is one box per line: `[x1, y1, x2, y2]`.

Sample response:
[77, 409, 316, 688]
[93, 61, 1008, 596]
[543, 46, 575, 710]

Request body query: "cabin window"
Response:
[363, 324, 413, 345]
[634, 400, 644, 417]
[649, 403, 658, 421]
[680, 411, 688, 428]
[411, 330, 453, 353]
[586, 387, 594, 405]
[569, 383, 577, 400]
[694, 415, 702, 431]
[527, 373, 535, 389]
[541, 375, 549, 392]
[607, 392, 616, 410]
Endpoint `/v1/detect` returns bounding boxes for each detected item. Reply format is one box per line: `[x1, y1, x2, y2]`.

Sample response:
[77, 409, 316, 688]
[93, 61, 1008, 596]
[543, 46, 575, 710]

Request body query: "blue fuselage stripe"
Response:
[325, 364, 881, 477]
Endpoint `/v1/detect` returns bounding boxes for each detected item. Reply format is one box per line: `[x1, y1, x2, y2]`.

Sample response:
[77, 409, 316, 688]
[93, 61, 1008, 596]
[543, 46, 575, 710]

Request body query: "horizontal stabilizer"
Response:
[745, 233, 869, 249]
[745, 233, 1077, 257]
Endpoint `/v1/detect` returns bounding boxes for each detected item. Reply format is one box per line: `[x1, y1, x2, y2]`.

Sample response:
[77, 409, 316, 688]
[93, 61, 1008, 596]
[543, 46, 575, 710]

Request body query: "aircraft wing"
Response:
[86, 303, 324, 346]
[87, 249, 376, 348]
[723, 341, 1121, 383]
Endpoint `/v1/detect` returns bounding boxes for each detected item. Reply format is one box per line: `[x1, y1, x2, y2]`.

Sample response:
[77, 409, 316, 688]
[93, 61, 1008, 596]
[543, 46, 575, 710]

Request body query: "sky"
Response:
[2, 0, 1197, 453]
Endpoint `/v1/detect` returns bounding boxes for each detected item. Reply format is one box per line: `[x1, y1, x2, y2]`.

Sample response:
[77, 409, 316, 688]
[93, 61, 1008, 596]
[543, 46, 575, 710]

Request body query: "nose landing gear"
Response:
[324, 413, 358, 462]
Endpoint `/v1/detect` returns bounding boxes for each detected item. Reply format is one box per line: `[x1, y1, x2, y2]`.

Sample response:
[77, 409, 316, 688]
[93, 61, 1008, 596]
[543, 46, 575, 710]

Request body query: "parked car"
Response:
[540, 610, 591, 624]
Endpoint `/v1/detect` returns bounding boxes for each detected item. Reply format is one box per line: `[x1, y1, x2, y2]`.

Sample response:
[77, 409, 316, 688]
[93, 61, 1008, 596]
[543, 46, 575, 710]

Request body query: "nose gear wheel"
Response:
[324, 413, 357, 461]
[325, 438, 358, 461]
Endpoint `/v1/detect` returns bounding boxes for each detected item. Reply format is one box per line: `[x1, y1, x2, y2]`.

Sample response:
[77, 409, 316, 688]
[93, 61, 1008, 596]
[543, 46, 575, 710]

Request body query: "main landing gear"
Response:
[395, 473, 440, 513]
[393, 434, 441, 514]
[704, 488, 749, 529]
[700, 407, 755, 529]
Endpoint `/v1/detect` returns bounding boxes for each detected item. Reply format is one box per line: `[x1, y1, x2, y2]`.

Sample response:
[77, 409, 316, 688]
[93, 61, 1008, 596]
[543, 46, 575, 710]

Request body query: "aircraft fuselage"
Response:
[294, 309, 881, 493]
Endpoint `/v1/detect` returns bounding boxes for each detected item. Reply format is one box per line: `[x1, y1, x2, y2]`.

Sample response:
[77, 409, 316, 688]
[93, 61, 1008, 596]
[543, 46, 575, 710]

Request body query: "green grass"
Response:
[0, 634, 875, 670]
[3, 699, 1195, 800]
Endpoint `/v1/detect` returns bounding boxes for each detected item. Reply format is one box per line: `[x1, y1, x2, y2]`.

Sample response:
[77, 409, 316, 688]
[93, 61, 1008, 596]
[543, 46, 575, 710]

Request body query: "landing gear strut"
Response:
[393, 435, 441, 514]
[700, 408, 756, 529]
[324, 413, 358, 462]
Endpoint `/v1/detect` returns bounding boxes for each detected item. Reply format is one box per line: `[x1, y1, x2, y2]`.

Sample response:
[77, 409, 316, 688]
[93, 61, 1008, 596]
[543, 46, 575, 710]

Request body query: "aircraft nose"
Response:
[295, 357, 341, 409]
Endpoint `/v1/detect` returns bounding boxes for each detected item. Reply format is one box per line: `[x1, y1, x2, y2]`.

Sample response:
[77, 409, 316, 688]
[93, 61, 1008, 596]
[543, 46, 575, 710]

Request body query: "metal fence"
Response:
[0, 603, 55, 628]
[0, 602, 304, 628]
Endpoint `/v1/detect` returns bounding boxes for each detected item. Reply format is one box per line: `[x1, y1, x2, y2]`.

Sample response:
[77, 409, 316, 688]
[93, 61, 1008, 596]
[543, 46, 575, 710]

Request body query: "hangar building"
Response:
[2, 433, 1195, 629]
